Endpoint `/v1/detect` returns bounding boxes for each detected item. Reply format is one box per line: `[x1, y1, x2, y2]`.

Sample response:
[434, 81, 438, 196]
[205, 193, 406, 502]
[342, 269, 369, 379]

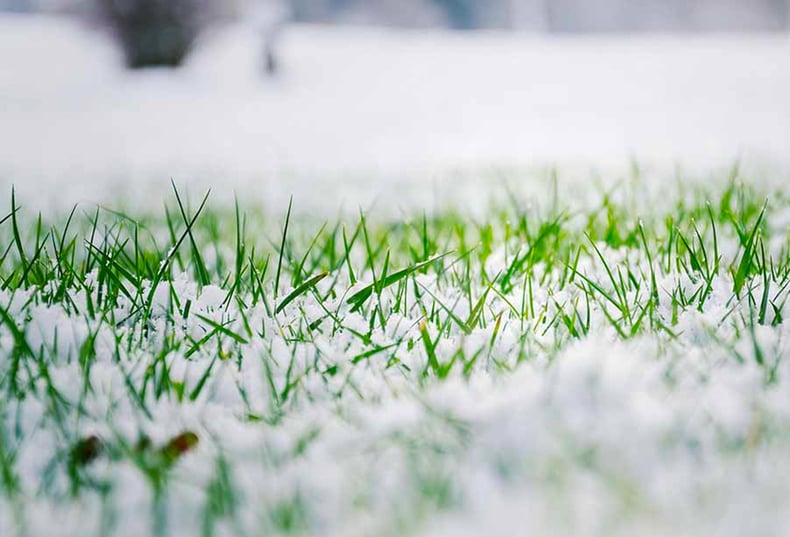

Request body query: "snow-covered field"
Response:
[2, 14, 790, 537]
[2, 172, 790, 537]
[1, 14, 790, 210]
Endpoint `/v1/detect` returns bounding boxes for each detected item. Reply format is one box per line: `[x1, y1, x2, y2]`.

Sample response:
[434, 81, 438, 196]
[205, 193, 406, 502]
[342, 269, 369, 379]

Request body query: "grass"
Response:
[1, 173, 790, 536]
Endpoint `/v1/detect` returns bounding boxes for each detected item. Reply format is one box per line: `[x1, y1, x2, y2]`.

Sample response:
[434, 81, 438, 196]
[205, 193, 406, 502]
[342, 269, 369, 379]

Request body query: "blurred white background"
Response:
[1, 0, 788, 210]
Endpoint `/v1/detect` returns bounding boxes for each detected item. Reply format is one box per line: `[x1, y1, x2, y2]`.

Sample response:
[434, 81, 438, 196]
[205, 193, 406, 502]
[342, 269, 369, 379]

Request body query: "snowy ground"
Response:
[1, 14, 790, 211]
[2, 13, 790, 537]
[1, 171, 790, 537]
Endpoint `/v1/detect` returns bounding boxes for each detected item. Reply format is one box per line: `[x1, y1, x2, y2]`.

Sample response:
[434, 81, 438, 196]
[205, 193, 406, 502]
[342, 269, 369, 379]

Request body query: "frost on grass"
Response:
[1, 173, 790, 537]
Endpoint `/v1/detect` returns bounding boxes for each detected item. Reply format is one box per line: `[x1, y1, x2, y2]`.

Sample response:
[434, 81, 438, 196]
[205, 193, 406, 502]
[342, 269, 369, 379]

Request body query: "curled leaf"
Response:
[70, 435, 103, 466]
[161, 431, 199, 462]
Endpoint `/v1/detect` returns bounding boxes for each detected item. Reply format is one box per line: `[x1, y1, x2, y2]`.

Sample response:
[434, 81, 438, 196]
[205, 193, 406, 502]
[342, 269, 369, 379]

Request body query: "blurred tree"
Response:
[547, 0, 788, 32]
[97, 0, 209, 68]
[253, 0, 290, 75]
[2, 0, 30, 11]
[434, 0, 475, 29]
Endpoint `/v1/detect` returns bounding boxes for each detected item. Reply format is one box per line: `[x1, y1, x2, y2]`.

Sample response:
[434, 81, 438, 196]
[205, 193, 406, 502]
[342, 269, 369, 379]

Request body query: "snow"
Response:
[1, 14, 789, 211]
[7, 268, 790, 536]
[2, 13, 790, 537]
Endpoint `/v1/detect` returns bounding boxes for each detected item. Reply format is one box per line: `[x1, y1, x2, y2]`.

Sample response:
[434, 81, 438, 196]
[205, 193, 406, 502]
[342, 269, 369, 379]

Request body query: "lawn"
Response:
[2, 168, 790, 536]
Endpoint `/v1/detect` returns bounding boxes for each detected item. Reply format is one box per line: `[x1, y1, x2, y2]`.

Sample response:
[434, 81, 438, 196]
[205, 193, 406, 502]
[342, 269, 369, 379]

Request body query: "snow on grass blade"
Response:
[347, 253, 450, 313]
[275, 271, 328, 314]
